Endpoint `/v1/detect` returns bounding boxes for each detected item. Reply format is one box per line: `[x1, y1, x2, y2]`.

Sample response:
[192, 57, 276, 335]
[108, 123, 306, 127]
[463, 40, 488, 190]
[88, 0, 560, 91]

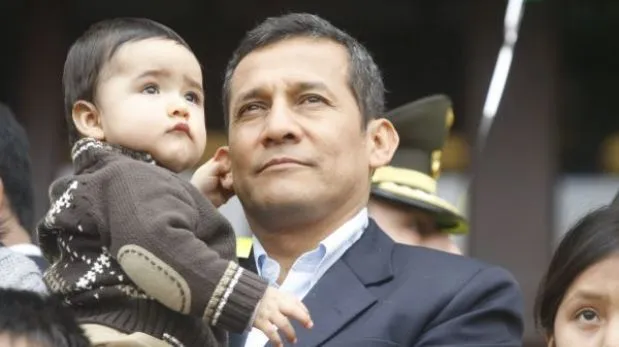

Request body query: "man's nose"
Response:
[261, 101, 302, 145]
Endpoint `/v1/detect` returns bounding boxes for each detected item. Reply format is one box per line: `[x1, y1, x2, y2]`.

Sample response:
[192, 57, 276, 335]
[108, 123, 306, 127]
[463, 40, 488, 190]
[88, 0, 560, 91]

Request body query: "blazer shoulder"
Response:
[391, 244, 515, 288]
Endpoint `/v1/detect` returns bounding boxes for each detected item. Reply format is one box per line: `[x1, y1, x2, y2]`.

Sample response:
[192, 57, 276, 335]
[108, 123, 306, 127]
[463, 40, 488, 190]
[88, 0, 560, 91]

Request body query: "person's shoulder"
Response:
[392, 244, 517, 288]
[393, 243, 491, 270]
[47, 173, 81, 201]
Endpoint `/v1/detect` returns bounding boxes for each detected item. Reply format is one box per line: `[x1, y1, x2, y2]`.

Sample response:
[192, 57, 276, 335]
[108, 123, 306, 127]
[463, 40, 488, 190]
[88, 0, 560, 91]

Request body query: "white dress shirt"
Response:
[244, 208, 368, 347]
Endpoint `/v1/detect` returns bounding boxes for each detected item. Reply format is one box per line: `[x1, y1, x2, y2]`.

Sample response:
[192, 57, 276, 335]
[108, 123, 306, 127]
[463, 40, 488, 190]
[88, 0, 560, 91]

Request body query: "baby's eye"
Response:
[185, 92, 200, 104]
[142, 85, 159, 94]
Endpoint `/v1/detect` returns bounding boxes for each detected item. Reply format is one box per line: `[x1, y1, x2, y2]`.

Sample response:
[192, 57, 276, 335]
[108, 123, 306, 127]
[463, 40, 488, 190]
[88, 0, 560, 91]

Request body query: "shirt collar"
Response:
[252, 208, 369, 276]
[6, 243, 42, 257]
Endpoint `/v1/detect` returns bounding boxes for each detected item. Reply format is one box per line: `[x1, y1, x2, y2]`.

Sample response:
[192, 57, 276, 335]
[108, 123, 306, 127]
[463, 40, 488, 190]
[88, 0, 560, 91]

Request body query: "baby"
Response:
[37, 17, 311, 347]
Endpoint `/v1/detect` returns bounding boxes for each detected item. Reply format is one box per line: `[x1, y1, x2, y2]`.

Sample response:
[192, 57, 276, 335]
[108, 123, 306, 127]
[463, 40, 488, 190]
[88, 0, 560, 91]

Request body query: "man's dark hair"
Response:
[0, 289, 90, 347]
[222, 13, 385, 127]
[0, 103, 34, 232]
[63, 17, 192, 147]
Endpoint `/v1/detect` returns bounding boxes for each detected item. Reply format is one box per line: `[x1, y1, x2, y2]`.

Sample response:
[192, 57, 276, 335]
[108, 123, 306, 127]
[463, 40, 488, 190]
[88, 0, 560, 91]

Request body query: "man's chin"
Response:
[249, 206, 314, 231]
[264, 194, 311, 209]
[248, 191, 315, 216]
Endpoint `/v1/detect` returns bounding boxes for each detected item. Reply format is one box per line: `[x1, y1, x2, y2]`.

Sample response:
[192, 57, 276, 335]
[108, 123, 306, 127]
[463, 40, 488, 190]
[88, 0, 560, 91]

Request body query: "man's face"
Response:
[225, 37, 381, 224]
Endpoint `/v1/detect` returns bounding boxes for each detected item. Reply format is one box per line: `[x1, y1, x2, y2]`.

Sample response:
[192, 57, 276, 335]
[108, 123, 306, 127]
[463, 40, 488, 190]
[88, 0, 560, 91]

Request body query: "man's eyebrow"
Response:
[292, 81, 330, 93]
[290, 81, 336, 100]
[235, 88, 268, 105]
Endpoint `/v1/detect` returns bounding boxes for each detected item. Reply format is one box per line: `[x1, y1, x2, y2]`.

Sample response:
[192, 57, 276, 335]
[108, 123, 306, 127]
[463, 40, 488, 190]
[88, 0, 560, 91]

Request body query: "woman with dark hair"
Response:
[535, 205, 619, 346]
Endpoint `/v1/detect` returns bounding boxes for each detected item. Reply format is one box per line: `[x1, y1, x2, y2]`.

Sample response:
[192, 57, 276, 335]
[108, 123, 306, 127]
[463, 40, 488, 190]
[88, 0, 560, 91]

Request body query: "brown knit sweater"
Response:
[37, 138, 268, 347]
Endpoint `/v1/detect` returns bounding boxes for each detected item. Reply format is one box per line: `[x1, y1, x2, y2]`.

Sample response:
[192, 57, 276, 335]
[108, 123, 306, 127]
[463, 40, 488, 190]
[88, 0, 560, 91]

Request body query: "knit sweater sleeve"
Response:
[89, 160, 267, 333]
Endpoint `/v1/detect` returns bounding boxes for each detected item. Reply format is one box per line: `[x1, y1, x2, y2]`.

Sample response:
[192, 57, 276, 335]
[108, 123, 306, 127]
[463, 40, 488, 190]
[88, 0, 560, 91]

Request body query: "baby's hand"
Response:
[190, 147, 234, 207]
[253, 287, 313, 347]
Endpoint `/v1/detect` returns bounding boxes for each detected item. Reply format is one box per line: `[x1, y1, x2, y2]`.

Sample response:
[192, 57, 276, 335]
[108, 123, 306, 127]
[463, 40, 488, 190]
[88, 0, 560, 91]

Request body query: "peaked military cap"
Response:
[371, 94, 468, 234]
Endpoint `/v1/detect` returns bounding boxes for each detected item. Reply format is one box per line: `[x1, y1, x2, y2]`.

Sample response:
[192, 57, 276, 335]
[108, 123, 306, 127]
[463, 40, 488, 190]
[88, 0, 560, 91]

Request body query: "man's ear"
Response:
[366, 118, 399, 170]
[214, 146, 233, 188]
[72, 100, 105, 140]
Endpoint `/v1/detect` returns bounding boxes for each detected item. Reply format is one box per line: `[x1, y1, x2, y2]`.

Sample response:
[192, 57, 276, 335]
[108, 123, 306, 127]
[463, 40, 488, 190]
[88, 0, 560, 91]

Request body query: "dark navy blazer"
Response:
[231, 219, 523, 346]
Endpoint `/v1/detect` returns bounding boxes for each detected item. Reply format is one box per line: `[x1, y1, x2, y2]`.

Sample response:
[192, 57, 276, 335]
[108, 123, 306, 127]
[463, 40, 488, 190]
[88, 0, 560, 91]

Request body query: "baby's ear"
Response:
[72, 101, 105, 140]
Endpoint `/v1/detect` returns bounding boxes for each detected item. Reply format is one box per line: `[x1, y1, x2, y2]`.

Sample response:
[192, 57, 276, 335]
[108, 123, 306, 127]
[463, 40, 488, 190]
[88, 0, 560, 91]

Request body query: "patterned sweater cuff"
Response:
[208, 265, 268, 333]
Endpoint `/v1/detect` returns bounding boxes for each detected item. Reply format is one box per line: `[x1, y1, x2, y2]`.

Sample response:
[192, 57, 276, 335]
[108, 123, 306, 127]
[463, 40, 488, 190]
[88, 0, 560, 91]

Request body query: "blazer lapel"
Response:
[238, 248, 257, 273]
[272, 220, 395, 347]
[228, 332, 248, 347]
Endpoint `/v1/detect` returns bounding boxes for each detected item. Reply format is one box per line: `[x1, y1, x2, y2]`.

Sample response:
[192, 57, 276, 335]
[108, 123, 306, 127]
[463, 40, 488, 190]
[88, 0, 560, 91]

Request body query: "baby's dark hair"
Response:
[62, 17, 191, 147]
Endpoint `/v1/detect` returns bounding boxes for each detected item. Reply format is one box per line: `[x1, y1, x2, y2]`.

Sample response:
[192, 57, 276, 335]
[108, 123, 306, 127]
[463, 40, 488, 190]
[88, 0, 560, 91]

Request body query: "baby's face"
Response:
[94, 38, 206, 172]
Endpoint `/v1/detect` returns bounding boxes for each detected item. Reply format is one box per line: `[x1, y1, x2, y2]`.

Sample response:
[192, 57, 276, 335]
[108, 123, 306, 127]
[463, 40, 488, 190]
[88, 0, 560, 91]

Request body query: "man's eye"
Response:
[300, 95, 324, 104]
[239, 103, 263, 116]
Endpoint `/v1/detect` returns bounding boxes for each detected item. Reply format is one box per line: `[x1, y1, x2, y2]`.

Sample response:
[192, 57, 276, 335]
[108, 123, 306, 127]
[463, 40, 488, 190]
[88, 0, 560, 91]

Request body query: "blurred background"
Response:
[1, 0, 618, 345]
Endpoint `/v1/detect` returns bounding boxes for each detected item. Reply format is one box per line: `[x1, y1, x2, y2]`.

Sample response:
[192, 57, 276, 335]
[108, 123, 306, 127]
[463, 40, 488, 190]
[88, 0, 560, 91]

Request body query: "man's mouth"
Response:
[259, 157, 307, 172]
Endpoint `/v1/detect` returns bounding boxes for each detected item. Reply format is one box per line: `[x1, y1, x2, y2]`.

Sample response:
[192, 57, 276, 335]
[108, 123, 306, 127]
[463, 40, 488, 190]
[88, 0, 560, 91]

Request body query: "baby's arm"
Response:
[94, 162, 267, 333]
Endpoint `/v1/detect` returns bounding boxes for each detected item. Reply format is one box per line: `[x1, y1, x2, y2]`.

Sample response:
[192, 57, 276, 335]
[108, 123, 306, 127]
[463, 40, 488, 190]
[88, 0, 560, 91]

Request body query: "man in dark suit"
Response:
[0, 103, 48, 271]
[216, 13, 523, 346]
[369, 94, 467, 254]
